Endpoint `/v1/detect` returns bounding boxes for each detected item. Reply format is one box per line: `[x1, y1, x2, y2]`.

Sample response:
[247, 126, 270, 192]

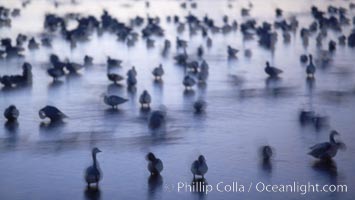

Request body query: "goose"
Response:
[227, 45, 239, 58]
[197, 45, 204, 57]
[149, 109, 166, 129]
[152, 64, 164, 80]
[328, 40, 336, 52]
[39, 105, 67, 122]
[107, 73, 124, 84]
[308, 131, 346, 160]
[22, 62, 32, 83]
[84, 55, 93, 66]
[66, 61, 83, 74]
[264, 62, 282, 77]
[28, 37, 39, 50]
[176, 37, 188, 49]
[244, 49, 252, 57]
[260, 145, 273, 161]
[300, 54, 308, 63]
[47, 67, 65, 81]
[127, 66, 137, 77]
[127, 72, 137, 86]
[4, 105, 19, 122]
[103, 95, 128, 109]
[206, 37, 212, 47]
[107, 57, 122, 67]
[193, 100, 207, 113]
[183, 75, 196, 89]
[163, 39, 171, 52]
[306, 54, 316, 78]
[146, 152, 163, 175]
[191, 155, 208, 179]
[85, 147, 102, 187]
[139, 90, 151, 108]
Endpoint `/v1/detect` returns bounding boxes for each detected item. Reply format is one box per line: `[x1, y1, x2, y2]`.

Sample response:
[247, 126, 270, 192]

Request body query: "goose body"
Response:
[66, 62, 83, 73]
[47, 67, 65, 80]
[107, 57, 122, 67]
[107, 73, 123, 84]
[227, 45, 239, 58]
[149, 110, 166, 129]
[183, 75, 196, 89]
[308, 131, 345, 160]
[39, 105, 67, 122]
[193, 100, 207, 112]
[103, 95, 128, 109]
[261, 145, 273, 161]
[4, 105, 19, 121]
[127, 73, 137, 86]
[139, 90, 151, 108]
[191, 155, 208, 179]
[84, 55, 93, 66]
[85, 148, 102, 187]
[152, 64, 164, 79]
[146, 152, 163, 175]
[306, 54, 316, 77]
[264, 62, 282, 77]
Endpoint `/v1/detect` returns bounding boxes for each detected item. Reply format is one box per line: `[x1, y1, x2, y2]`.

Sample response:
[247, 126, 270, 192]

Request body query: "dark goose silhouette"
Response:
[85, 147, 102, 187]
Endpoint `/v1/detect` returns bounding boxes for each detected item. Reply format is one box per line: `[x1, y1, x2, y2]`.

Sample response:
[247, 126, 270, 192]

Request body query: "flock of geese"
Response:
[0, 0, 353, 189]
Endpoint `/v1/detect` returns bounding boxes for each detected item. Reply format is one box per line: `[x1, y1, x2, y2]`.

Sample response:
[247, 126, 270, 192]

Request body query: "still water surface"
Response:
[0, 0, 355, 199]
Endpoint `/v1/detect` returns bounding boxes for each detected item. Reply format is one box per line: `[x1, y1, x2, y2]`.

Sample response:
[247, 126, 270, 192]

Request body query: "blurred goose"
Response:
[149, 109, 166, 129]
[152, 64, 164, 80]
[308, 131, 346, 160]
[328, 40, 336, 52]
[300, 54, 308, 63]
[146, 152, 163, 175]
[107, 57, 122, 67]
[264, 62, 282, 77]
[139, 90, 151, 108]
[107, 73, 123, 84]
[244, 49, 252, 57]
[193, 100, 207, 113]
[85, 147, 102, 187]
[4, 105, 19, 122]
[66, 61, 83, 74]
[206, 37, 212, 47]
[197, 45, 204, 57]
[103, 94, 128, 109]
[183, 75, 196, 89]
[28, 37, 39, 50]
[260, 145, 273, 161]
[127, 66, 137, 77]
[39, 105, 67, 122]
[191, 155, 208, 179]
[306, 54, 316, 78]
[84, 55, 93, 66]
[227, 45, 239, 58]
[47, 67, 65, 81]
[127, 72, 137, 86]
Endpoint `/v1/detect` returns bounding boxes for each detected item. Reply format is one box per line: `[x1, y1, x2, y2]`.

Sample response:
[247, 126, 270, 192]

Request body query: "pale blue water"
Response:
[0, 0, 355, 199]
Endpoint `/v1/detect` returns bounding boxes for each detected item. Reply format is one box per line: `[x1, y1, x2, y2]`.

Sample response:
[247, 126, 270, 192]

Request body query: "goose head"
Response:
[329, 130, 339, 144]
[146, 152, 156, 162]
[92, 147, 102, 155]
[198, 155, 206, 163]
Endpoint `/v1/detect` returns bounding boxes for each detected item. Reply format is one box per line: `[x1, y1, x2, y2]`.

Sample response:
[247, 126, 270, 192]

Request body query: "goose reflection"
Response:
[265, 76, 281, 89]
[259, 145, 274, 173]
[191, 178, 208, 200]
[84, 186, 101, 200]
[147, 174, 163, 200]
[4, 120, 19, 133]
[312, 159, 338, 178]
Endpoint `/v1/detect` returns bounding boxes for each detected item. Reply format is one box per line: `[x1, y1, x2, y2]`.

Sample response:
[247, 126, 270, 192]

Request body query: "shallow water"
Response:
[0, 0, 355, 199]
